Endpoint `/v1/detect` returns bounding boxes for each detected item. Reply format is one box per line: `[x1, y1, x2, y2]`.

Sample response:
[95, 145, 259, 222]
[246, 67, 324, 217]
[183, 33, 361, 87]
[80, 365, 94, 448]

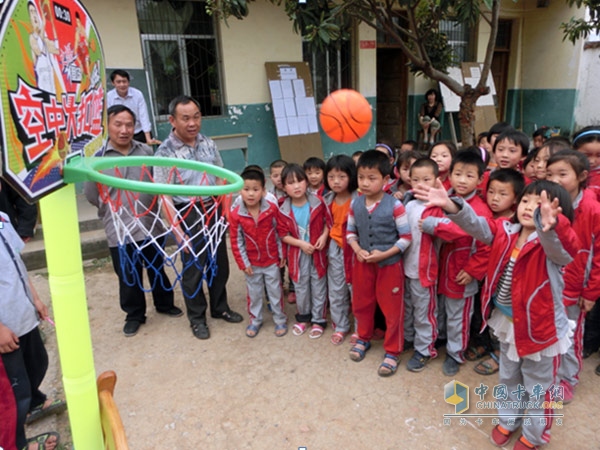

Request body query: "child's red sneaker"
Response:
[559, 379, 574, 404]
[490, 424, 514, 447]
[513, 435, 539, 450]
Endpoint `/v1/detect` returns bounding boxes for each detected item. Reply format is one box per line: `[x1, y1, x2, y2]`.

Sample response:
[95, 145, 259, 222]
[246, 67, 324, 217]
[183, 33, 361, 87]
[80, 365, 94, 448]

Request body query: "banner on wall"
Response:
[0, 0, 105, 202]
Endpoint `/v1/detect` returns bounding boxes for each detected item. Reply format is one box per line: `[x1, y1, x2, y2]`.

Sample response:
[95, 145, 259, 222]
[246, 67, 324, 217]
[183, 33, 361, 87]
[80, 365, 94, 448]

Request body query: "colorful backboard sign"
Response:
[0, 0, 105, 202]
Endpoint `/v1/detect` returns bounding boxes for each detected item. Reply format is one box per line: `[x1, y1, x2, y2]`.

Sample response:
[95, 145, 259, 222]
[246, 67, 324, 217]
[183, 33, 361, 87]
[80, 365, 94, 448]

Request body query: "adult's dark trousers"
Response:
[1, 327, 48, 449]
[109, 237, 174, 323]
[179, 203, 230, 325]
[584, 300, 600, 353]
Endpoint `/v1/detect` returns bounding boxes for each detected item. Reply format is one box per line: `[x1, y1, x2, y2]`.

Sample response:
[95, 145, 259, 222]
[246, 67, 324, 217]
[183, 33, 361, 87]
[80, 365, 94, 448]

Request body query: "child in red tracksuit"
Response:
[420, 150, 492, 376]
[229, 168, 287, 338]
[346, 150, 411, 377]
[416, 179, 579, 450]
[277, 164, 330, 339]
[547, 150, 600, 402]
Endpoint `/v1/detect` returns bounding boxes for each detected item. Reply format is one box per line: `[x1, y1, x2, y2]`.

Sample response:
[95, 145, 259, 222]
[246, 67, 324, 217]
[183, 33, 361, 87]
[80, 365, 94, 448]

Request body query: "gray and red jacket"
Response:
[229, 197, 281, 270]
[277, 193, 331, 283]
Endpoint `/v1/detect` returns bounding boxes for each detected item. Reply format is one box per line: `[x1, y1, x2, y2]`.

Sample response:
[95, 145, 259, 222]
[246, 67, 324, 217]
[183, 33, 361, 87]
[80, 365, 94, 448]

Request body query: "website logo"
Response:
[445, 380, 469, 414]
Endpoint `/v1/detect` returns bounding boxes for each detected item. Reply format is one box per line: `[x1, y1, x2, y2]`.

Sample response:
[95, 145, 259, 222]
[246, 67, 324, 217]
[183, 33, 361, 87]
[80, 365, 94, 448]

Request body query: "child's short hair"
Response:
[573, 126, 600, 150]
[515, 180, 574, 224]
[540, 136, 572, 156]
[450, 149, 486, 177]
[410, 157, 439, 177]
[522, 148, 538, 171]
[427, 141, 457, 159]
[357, 149, 391, 177]
[493, 130, 530, 157]
[464, 145, 490, 169]
[325, 154, 358, 192]
[351, 150, 364, 158]
[400, 140, 419, 152]
[487, 168, 525, 196]
[487, 122, 514, 143]
[477, 132, 489, 145]
[241, 167, 266, 187]
[396, 150, 421, 171]
[547, 149, 590, 190]
[280, 163, 307, 186]
[269, 159, 287, 172]
[303, 157, 326, 172]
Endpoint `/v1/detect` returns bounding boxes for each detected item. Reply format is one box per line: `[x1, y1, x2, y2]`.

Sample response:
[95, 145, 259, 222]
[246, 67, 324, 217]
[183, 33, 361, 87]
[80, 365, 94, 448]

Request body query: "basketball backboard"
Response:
[0, 0, 105, 203]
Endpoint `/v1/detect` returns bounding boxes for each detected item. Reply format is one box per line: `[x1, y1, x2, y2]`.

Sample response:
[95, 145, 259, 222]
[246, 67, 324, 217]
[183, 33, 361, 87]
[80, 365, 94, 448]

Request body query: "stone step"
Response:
[21, 194, 109, 270]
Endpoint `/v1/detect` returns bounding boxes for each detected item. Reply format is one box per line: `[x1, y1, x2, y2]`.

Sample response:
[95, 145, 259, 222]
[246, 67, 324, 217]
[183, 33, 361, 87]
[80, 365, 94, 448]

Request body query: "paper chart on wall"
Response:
[267, 65, 319, 138]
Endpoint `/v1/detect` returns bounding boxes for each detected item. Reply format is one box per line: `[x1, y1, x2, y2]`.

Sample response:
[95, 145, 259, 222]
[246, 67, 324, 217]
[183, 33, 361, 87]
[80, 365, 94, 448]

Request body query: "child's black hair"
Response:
[396, 150, 421, 172]
[280, 163, 307, 186]
[533, 126, 549, 139]
[522, 148, 539, 172]
[573, 126, 600, 150]
[269, 159, 287, 172]
[241, 167, 266, 187]
[401, 140, 419, 152]
[493, 130, 530, 157]
[325, 154, 358, 192]
[487, 168, 525, 197]
[514, 180, 574, 224]
[428, 141, 458, 159]
[477, 132, 489, 145]
[351, 150, 364, 158]
[409, 157, 439, 177]
[450, 149, 486, 178]
[356, 150, 391, 177]
[303, 157, 326, 172]
[547, 149, 590, 191]
[540, 136, 572, 156]
[487, 122, 514, 143]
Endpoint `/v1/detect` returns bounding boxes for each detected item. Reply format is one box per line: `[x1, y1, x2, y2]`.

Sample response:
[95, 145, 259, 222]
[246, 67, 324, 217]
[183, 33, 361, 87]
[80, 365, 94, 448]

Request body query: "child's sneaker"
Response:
[442, 355, 460, 376]
[513, 435, 539, 450]
[559, 379, 574, 404]
[406, 351, 430, 372]
[490, 424, 514, 447]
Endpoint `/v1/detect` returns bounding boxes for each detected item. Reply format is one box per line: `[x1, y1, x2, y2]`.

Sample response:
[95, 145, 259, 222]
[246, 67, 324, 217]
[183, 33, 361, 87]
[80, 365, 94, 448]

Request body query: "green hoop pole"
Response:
[64, 156, 243, 195]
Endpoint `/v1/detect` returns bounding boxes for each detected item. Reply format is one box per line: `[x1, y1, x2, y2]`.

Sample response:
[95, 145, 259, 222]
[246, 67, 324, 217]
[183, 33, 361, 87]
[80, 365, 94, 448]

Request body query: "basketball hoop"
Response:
[64, 156, 243, 296]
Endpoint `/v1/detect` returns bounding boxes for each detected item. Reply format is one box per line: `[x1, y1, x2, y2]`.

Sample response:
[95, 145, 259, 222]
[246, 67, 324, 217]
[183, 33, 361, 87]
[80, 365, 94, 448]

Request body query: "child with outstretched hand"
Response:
[414, 178, 579, 450]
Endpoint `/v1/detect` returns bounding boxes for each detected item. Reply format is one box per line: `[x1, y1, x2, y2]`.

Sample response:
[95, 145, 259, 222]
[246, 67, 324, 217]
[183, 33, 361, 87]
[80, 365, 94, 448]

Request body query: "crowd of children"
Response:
[229, 123, 600, 450]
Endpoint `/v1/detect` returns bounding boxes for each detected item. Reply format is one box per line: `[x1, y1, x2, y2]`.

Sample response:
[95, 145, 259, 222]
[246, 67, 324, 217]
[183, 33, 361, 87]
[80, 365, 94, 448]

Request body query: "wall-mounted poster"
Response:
[0, 0, 105, 202]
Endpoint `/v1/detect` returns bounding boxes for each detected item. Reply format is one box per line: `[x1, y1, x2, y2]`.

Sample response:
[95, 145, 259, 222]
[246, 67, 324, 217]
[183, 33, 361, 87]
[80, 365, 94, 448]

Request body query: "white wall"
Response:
[574, 45, 600, 127]
[81, 0, 144, 68]
[220, 2, 302, 105]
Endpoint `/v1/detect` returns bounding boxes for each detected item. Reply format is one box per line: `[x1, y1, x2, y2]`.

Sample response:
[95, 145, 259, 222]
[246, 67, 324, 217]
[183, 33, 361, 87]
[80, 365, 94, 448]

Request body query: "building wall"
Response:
[84, 0, 376, 172]
[501, 0, 584, 135]
[574, 43, 600, 129]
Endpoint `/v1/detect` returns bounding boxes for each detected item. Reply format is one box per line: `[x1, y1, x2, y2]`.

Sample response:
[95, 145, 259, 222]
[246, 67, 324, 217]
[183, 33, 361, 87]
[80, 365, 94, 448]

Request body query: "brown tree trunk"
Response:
[457, 86, 479, 147]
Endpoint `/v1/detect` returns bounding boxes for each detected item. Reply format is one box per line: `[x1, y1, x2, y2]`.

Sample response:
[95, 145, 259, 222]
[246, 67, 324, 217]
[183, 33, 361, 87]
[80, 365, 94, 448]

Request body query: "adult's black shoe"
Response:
[212, 310, 243, 323]
[123, 321, 141, 337]
[192, 322, 210, 340]
[157, 306, 184, 317]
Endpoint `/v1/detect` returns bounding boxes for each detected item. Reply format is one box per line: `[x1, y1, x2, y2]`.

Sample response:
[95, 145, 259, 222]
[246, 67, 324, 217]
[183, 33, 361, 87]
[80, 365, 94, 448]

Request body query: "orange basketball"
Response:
[319, 89, 372, 143]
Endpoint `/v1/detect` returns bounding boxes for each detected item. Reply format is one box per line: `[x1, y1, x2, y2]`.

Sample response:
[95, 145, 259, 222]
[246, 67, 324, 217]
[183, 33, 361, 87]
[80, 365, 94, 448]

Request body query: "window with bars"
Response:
[136, 0, 223, 119]
[440, 20, 475, 63]
[303, 41, 352, 104]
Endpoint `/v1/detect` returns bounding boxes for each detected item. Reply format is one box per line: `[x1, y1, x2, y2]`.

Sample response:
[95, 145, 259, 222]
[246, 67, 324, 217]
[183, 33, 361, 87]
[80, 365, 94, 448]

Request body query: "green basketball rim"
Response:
[63, 156, 243, 196]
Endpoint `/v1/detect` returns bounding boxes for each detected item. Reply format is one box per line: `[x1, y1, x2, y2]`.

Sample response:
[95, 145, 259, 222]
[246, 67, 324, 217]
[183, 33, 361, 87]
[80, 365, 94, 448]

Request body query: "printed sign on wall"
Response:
[0, 0, 105, 202]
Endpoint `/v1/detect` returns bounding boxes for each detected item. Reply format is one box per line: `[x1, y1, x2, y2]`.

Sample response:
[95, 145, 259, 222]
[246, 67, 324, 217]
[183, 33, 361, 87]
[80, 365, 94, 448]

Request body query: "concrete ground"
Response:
[26, 247, 600, 450]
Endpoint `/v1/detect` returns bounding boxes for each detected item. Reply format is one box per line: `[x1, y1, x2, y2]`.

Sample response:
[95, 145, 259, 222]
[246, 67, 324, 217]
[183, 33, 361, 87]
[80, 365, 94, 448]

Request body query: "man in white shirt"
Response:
[106, 69, 161, 145]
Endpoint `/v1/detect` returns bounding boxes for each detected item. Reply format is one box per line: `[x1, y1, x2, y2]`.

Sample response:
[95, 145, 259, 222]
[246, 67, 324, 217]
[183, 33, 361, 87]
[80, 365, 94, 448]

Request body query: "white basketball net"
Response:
[96, 165, 232, 296]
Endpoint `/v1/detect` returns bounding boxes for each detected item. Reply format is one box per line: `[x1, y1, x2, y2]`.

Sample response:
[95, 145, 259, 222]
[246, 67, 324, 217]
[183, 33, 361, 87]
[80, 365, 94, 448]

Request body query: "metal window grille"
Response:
[136, 0, 223, 119]
[440, 19, 474, 63]
[303, 41, 352, 104]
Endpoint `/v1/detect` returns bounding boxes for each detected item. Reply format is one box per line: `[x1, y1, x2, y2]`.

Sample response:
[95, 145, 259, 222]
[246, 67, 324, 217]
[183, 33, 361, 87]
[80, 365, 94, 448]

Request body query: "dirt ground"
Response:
[27, 247, 600, 450]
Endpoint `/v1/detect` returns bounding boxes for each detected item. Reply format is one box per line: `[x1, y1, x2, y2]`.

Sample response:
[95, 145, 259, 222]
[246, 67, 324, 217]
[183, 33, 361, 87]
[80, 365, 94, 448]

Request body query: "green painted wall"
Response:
[156, 97, 377, 173]
[505, 89, 577, 137]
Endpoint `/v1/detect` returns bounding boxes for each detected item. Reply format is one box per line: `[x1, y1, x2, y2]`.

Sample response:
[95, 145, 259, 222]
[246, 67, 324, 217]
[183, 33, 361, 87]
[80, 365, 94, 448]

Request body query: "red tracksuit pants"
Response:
[352, 259, 405, 356]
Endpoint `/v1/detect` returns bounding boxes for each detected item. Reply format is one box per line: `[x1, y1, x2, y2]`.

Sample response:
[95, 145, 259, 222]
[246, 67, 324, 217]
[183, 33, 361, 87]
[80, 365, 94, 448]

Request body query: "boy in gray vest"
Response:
[346, 150, 412, 377]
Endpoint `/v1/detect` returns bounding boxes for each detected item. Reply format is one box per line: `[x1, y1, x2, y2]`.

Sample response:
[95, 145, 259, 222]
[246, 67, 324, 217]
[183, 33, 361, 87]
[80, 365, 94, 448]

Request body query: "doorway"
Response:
[376, 48, 408, 146]
[491, 20, 512, 121]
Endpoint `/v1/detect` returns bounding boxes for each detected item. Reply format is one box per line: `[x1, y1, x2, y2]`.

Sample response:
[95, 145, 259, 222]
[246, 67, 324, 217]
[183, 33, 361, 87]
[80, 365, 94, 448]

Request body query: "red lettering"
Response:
[61, 93, 78, 140]
[9, 80, 52, 163]
[43, 96, 66, 137]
